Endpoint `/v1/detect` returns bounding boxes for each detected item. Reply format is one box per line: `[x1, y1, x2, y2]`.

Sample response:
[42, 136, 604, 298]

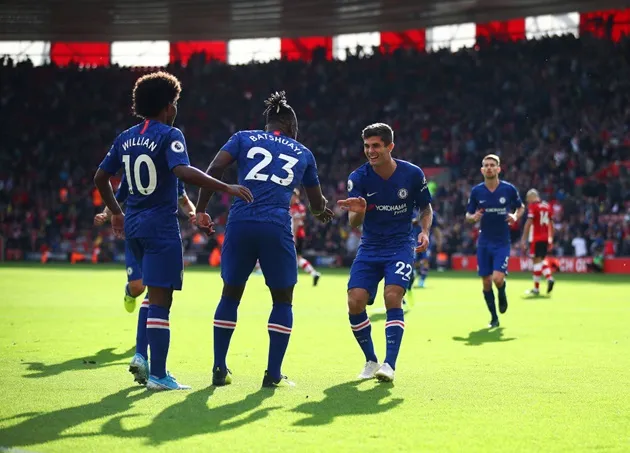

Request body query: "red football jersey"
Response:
[528, 201, 551, 242]
[290, 202, 306, 239]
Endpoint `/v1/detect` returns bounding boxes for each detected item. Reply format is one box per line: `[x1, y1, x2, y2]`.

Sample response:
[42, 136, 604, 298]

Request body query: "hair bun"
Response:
[264, 91, 288, 114]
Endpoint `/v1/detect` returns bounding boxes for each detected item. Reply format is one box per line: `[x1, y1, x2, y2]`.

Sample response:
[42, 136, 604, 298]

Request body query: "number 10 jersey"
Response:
[98, 120, 190, 239]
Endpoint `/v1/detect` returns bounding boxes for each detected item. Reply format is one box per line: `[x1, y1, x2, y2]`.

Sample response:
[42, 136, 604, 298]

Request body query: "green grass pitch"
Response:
[0, 264, 629, 452]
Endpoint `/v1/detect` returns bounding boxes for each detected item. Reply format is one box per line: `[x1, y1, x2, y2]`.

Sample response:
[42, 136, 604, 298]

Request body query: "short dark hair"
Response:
[132, 71, 181, 119]
[263, 91, 298, 134]
[362, 123, 394, 145]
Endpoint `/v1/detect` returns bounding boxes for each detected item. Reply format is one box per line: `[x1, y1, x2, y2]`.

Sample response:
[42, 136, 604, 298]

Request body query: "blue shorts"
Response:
[125, 242, 142, 282]
[348, 248, 414, 299]
[477, 243, 510, 277]
[127, 237, 184, 290]
[221, 221, 297, 289]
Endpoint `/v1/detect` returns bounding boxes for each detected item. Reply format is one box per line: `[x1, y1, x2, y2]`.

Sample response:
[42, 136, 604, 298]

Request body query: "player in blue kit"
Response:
[410, 209, 443, 289]
[94, 176, 195, 313]
[94, 175, 195, 385]
[337, 123, 433, 383]
[195, 91, 333, 388]
[94, 71, 253, 391]
[466, 154, 524, 328]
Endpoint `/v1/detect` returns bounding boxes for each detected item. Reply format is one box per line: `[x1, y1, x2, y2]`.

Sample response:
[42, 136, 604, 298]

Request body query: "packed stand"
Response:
[0, 34, 629, 264]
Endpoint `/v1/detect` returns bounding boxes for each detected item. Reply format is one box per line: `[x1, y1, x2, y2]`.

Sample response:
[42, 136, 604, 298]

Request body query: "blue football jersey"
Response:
[221, 130, 320, 227]
[115, 175, 185, 204]
[466, 181, 523, 246]
[348, 159, 432, 256]
[98, 120, 190, 238]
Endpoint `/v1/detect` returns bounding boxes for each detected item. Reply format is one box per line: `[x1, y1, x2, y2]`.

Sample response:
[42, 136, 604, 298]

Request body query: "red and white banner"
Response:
[451, 255, 630, 274]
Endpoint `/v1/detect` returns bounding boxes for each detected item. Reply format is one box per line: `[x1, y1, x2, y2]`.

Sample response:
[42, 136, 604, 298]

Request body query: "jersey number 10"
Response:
[122, 154, 157, 196]
[245, 147, 298, 187]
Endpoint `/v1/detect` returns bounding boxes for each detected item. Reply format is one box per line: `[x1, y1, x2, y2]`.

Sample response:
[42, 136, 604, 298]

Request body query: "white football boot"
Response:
[358, 361, 380, 379]
[375, 363, 395, 382]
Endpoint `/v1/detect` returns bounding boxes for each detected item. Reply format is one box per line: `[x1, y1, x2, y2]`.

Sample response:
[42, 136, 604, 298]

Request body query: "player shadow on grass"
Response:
[452, 327, 516, 346]
[22, 346, 136, 379]
[0, 387, 151, 449]
[101, 386, 281, 445]
[292, 380, 403, 426]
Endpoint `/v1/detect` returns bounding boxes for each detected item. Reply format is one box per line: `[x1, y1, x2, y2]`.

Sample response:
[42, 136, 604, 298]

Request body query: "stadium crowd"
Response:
[1, 34, 629, 264]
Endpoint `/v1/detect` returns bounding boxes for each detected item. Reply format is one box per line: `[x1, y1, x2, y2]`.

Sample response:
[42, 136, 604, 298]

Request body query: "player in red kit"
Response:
[521, 189, 555, 296]
[291, 188, 321, 286]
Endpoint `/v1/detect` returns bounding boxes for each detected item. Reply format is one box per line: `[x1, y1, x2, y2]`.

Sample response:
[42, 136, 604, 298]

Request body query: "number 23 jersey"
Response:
[221, 130, 320, 227]
[98, 120, 190, 239]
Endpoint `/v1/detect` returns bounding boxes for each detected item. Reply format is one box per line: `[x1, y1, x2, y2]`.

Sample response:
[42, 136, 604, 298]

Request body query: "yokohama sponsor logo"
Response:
[375, 204, 407, 214]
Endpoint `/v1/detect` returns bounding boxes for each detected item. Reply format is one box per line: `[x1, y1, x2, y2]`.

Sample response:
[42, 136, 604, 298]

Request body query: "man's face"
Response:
[364, 136, 394, 167]
[481, 158, 500, 179]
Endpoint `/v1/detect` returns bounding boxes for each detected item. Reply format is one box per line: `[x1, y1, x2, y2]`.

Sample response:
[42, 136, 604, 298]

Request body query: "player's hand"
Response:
[111, 214, 125, 239]
[187, 211, 196, 225]
[521, 241, 528, 254]
[416, 232, 430, 253]
[314, 207, 334, 224]
[196, 212, 216, 235]
[93, 212, 108, 226]
[469, 209, 484, 223]
[337, 197, 367, 213]
[506, 213, 518, 226]
[227, 184, 254, 203]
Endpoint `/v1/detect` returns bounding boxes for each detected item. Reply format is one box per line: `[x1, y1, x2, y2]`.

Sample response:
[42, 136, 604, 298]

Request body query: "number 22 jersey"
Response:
[348, 159, 432, 257]
[98, 120, 190, 239]
[221, 130, 320, 227]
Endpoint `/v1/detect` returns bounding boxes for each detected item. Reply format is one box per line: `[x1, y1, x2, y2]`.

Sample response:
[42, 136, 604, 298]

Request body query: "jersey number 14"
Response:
[245, 147, 298, 187]
[539, 211, 550, 226]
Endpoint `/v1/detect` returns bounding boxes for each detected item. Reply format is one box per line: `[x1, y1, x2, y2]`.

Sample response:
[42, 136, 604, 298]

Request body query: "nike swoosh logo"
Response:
[479, 201, 486, 204]
[367, 192, 377, 197]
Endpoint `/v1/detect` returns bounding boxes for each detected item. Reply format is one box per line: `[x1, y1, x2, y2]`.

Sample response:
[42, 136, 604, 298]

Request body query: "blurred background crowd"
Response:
[1, 35, 629, 265]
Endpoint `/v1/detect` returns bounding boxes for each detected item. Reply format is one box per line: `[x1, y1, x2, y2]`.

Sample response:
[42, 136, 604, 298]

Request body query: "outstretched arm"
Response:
[304, 185, 334, 223]
[195, 150, 235, 213]
[173, 163, 252, 204]
[337, 198, 366, 228]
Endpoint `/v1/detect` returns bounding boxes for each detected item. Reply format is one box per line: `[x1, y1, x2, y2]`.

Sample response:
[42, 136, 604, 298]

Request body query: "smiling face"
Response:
[363, 136, 394, 167]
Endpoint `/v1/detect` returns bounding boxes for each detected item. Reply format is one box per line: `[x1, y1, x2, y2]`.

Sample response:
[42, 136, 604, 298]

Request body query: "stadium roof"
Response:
[0, 0, 625, 41]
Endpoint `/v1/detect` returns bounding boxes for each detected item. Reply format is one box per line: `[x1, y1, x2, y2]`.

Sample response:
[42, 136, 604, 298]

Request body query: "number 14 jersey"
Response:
[221, 130, 320, 227]
[98, 120, 190, 239]
[528, 201, 551, 243]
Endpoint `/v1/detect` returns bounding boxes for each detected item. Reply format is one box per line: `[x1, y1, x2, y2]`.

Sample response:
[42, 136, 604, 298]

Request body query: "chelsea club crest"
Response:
[398, 188, 408, 199]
